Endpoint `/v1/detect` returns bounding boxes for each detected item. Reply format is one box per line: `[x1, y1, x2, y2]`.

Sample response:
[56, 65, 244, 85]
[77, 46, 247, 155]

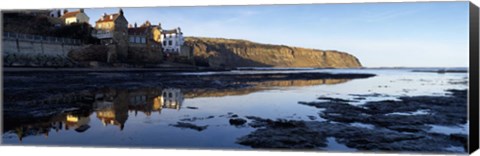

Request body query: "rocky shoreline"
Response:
[232, 89, 468, 153]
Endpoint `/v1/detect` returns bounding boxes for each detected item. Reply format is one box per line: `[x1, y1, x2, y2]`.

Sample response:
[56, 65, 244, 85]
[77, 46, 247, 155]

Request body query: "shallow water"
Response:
[2, 68, 469, 151]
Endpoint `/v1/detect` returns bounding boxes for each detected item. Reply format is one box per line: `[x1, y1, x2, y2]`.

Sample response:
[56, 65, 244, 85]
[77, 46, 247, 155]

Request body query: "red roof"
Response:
[96, 13, 119, 23]
[61, 11, 80, 18]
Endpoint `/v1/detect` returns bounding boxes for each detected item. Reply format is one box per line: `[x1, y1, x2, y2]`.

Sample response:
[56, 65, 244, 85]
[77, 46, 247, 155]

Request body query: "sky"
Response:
[82, 2, 470, 67]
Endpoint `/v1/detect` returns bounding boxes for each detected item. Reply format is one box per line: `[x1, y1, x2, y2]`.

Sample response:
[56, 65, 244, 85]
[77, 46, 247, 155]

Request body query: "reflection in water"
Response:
[6, 88, 186, 141]
[185, 79, 351, 98]
[94, 89, 129, 130]
[12, 113, 92, 142]
[65, 115, 91, 132]
[4, 78, 349, 142]
[155, 88, 184, 111]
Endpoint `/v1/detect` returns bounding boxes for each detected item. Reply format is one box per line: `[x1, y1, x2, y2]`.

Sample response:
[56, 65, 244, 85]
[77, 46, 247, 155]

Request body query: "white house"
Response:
[160, 26, 184, 54]
[60, 9, 89, 25]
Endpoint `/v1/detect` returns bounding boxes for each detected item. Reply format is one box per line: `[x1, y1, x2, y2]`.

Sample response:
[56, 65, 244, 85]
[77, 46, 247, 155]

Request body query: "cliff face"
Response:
[184, 37, 362, 68]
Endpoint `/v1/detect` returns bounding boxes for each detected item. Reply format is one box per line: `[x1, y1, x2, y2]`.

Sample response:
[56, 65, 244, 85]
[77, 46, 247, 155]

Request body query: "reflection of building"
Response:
[154, 88, 184, 111]
[13, 123, 52, 142]
[127, 89, 155, 116]
[60, 9, 89, 25]
[93, 90, 129, 130]
[65, 115, 90, 132]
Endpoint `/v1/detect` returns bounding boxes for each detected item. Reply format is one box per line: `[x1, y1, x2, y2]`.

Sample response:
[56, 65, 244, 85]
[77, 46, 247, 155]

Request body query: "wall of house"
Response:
[113, 15, 129, 61]
[76, 13, 90, 24]
[95, 21, 115, 31]
[161, 33, 183, 53]
[2, 38, 81, 66]
[65, 17, 78, 25]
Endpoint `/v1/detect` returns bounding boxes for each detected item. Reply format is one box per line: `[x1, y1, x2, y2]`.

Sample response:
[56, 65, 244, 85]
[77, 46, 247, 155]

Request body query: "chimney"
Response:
[119, 8, 124, 15]
[63, 9, 68, 14]
[80, 9, 84, 13]
[134, 22, 137, 28]
[103, 13, 107, 16]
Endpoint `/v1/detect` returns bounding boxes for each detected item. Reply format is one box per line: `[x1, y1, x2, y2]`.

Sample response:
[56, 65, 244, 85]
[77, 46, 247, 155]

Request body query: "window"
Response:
[168, 41, 172, 45]
[141, 37, 146, 43]
[129, 36, 135, 43]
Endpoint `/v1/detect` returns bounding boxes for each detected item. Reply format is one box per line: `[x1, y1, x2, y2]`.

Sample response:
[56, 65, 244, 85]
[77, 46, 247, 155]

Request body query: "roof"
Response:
[128, 27, 149, 35]
[162, 29, 179, 34]
[96, 13, 120, 23]
[61, 11, 80, 18]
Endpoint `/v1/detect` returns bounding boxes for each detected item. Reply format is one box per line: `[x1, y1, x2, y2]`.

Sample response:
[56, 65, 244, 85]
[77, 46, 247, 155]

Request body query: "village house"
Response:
[124, 21, 163, 63]
[159, 25, 193, 60]
[60, 9, 89, 25]
[92, 9, 129, 61]
[160, 26, 184, 54]
[128, 21, 162, 50]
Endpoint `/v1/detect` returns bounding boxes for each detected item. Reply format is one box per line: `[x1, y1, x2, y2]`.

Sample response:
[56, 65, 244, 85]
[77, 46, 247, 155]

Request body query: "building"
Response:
[60, 9, 89, 25]
[126, 21, 163, 63]
[92, 9, 128, 44]
[92, 9, 129, 61]
[160, 26, 184, 54]
[128, 21, 162, 50]
[49, 9, 62, 18]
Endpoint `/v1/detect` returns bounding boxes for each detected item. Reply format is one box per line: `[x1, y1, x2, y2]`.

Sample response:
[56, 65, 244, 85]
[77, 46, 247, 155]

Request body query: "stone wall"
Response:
[2, 38, 81, 67]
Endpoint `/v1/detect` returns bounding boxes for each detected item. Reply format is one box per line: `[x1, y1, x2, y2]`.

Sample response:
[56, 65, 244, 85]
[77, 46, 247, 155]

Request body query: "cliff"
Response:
[184, 37, 362, 68]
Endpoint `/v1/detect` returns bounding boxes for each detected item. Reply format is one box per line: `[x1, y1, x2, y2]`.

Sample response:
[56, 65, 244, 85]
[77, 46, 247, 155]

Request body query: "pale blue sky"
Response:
[83, 2, 469, 67]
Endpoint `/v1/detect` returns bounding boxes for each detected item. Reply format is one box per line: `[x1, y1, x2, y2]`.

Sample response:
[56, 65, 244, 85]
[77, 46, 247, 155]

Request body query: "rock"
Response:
[68, 45, 110, 62]
[229, 118, 247, 126]
[238, 116, 465, 153]
[169, 122, 208, 131]
[237, 118, 327, 149]
[450, 133, 468, 151]
[74, 125, 90, 133]
[186, 106, 198, 109]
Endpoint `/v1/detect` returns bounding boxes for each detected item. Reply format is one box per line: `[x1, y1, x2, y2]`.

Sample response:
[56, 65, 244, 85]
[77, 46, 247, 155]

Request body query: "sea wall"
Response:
[184, 37, 362, 68]
[2, 35, 81, 67]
